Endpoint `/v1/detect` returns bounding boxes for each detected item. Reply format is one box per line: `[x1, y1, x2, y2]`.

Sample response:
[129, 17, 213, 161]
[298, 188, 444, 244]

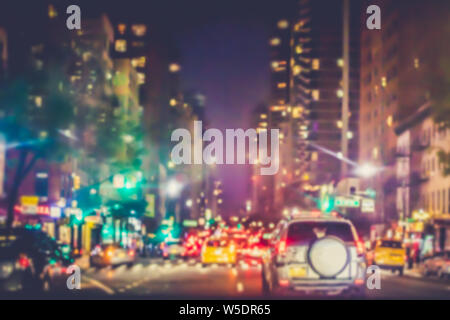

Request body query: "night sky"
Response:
[156, 0, 294, 211]
[1, 0, 296, 212]
[117, 0, 295, 211]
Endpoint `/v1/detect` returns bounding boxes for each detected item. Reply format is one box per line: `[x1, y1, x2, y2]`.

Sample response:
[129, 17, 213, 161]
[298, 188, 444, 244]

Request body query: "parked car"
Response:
[162, 239, 184, 260]
[0, 228, 73, 294]
[261, 214, 366, 298]
[90, 244, 136, 268]
[201, 237, 237, 267]
[373, 239, 405, 275]
[421, 251, 450, 278]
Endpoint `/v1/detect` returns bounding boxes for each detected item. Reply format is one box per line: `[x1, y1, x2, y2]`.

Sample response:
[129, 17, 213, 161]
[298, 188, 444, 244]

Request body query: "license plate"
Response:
[289, 266, 307, 278]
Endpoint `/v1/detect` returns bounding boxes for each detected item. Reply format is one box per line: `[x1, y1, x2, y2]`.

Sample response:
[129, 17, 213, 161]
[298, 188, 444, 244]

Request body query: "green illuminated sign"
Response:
[182, 220, 198, 227]
[335, 197, 360, 208]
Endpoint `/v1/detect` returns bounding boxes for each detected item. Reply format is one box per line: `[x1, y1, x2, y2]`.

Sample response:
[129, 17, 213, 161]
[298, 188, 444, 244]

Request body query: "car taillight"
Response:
[355, 241, 364, 256]
[16, 254, 31, 270]
[277, 240, 287, 255]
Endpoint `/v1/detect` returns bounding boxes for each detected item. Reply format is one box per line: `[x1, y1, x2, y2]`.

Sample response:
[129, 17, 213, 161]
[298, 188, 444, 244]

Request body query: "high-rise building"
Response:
[250, 104, 272, 215]
[292, 0, 361, 189]
[0, 27, 7, 201]
[0, 27, 7, 82]
[359, 0, 449, 222]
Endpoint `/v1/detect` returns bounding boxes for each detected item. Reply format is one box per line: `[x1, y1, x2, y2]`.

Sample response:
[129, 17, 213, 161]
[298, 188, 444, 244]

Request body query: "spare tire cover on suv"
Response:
[308, 236, 349, 278]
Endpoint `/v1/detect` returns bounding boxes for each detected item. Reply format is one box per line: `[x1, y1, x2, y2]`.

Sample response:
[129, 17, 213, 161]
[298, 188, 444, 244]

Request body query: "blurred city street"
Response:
[1, 0, 450, 301]
[49, 258, 450, 299]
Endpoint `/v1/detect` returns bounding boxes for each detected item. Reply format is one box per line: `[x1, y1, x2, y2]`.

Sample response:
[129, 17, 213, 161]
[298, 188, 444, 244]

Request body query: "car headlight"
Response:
[0, 263, 14, 279]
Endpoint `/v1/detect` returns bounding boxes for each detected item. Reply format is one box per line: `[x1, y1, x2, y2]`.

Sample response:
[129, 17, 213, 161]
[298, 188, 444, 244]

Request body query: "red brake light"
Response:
[16, 254, 31, 270]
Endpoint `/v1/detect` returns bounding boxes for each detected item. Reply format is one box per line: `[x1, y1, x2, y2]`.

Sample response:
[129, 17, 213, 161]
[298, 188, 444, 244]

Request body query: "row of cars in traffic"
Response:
[158, 228, 264, 267]
[1, 211, 449, 297]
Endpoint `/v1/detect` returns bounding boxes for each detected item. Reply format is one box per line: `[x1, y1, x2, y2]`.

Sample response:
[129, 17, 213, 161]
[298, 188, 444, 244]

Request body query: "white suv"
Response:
[261, 215, 366, 298]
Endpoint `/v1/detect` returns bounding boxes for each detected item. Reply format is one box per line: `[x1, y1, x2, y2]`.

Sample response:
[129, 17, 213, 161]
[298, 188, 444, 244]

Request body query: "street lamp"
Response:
[354, 163, 381, 178]
[166, 178, 183, 198]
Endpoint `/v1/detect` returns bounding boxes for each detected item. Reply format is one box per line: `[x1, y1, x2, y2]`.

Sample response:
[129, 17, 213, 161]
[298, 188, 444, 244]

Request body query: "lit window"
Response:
[337, 59, 344, 67]
[414, 58, 420, 69]
[347, 131, 353, 139]
[169, 63, 180, 73]
[131, 41, 145, 48]
[260, 114, 267, 119]
[293, 65, 301, 75]
[117, 24, 126, 35]
[35, 96, 42, 108]
[292, 107, 303, 118]
[295, 45, 303, 54]
[137, 72, 145, 85]
[35, 59, 43, 71]
[336, 89, 344, 98]
[131, 24, 147, 37]
[337, 120, 343, 129]
[381, 76, 387, 88]
[277, 20, 289, 29]
[372, 147, 379, 159]
[115, 39, 127, 52]
[169, 98, 177, 107]
[48, 5, 58, 19]
[132, 56, 146, 68]
[386, 115, 393, 127]
[312, 59, 320, 70]
[269, 37, 281, 46]
[270, 106, 286, 112]
[312, 90, 320, 101]
[277, 82, 287, 89]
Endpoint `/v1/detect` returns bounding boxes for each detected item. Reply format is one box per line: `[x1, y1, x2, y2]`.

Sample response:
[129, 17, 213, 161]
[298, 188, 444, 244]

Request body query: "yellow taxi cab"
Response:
[373, 239, 405, 275]
[201, 238, 237, 267]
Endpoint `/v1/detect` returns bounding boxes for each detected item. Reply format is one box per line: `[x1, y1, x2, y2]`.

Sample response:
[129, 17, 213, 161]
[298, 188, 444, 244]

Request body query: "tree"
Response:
[0, 71, 75, 228]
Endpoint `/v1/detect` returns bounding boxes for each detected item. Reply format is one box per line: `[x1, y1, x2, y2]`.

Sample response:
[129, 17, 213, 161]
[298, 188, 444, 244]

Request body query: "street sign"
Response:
[144, 194, 155, 218]
[334, 196, 360, 208]
[361, 199, 375, 213]
[182, 220, 198, 227]
[20, 196, 39, 206]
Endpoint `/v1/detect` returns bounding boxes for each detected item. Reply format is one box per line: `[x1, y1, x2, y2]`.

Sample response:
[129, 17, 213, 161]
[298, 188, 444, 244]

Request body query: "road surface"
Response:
[53, 258, 450, 299]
